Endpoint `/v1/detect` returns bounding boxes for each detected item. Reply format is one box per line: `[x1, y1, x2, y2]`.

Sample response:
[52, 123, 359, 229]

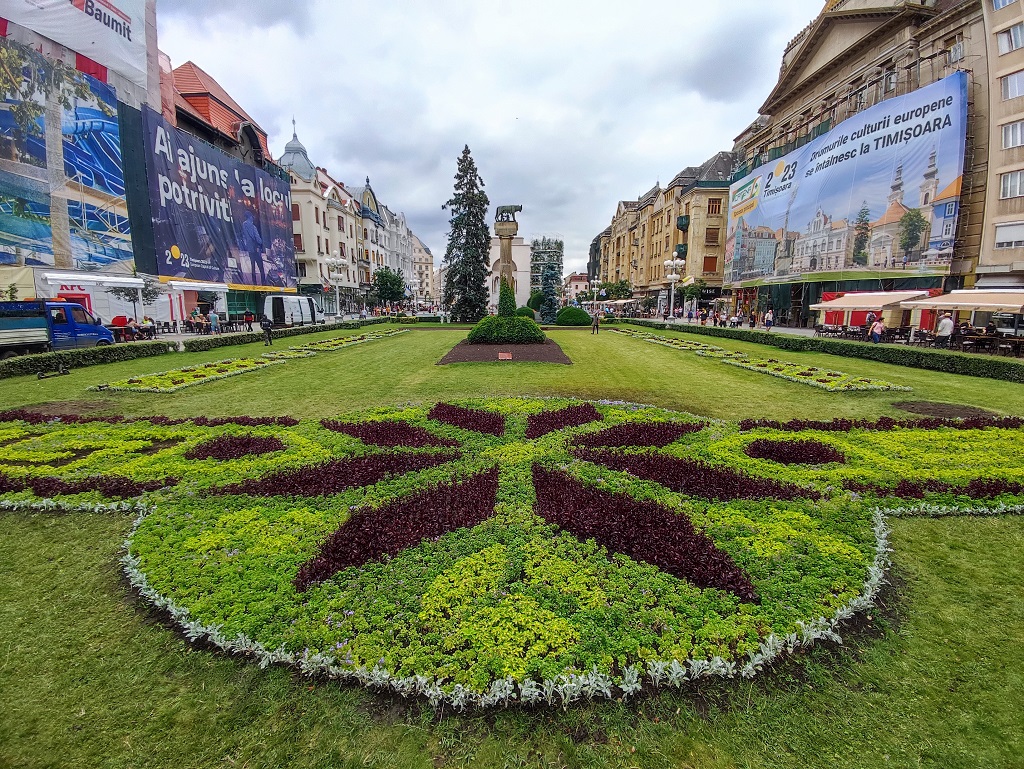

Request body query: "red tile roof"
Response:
[172, 61, 271, 157]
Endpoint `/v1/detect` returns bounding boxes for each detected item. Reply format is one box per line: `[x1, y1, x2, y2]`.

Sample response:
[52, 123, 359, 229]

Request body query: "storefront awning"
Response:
[43, 272, 145, 289]
[167, 281, 230, 293]
[901, 290, 1024, 313]
[809, 290, 930, 312]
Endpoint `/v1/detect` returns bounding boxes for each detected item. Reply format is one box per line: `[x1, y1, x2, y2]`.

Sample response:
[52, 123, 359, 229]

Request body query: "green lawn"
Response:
[1, 326, 1023, 768]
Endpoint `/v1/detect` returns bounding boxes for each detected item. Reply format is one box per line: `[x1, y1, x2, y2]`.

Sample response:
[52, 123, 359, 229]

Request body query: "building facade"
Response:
[411, 234, 435, 309]
[727, 0, 991, 324]
[563, 272, 591, 302]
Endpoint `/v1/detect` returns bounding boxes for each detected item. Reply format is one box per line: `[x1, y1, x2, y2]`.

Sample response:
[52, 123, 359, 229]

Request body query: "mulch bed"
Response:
[892, 401, 999, 419]
[437, 340, 572, 365]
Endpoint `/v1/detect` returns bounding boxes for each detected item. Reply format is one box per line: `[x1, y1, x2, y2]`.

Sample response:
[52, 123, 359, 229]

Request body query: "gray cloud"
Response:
[156, 1, 827, 272]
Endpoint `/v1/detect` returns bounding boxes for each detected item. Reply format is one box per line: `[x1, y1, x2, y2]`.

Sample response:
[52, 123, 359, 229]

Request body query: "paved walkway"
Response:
[659, 319, 818, 337]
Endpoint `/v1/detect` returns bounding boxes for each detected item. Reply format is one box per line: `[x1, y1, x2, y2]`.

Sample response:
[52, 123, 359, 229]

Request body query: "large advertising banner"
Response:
[0, 36, 133, 271]
[725, 72, 967, 286]
[141, 106, 296, 292]
[1, 0, 147, 87]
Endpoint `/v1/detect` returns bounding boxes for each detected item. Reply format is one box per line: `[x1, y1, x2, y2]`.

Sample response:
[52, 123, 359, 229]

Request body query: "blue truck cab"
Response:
[0, 300, 114, 358]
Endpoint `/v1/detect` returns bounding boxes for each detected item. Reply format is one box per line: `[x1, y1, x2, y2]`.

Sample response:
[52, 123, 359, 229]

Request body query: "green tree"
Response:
[899, 209, 929, 264]
[106, 274, 162, 319]
[442, 146, 491, 323]
[853, 202, 871, 266]
[372, 266, 406, 306]
[497, 279, 516, 318]
[527, 290, 544, 311]
[539, 264, 561, 323]
[677, 278, 706, 310]
[597, 280, 632, 300]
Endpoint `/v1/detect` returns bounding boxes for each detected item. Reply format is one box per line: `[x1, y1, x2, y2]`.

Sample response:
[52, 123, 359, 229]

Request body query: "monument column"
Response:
[493, 205, 522, 289]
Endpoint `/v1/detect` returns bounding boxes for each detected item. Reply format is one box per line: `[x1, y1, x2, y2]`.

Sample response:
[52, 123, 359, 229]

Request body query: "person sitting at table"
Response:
[986, 320, 998, 336]
[194, 314, 209, 334]
[140, 316, 156, 339]
[124, 318, 142, 340]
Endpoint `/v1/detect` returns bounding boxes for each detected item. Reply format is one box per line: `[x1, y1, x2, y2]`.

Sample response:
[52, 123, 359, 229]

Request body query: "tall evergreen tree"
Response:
[442, 146, 491, 323]
[539, 263, 561, 323]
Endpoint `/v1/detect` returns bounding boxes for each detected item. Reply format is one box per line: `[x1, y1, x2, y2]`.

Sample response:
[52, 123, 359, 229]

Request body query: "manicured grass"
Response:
[1, 326, 1023, 768]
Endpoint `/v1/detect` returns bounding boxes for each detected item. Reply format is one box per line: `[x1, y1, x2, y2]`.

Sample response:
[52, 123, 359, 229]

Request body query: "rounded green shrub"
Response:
[515, 306, 536, 318]
[555, 307, 593, 326]
[467, 316, 546, 344]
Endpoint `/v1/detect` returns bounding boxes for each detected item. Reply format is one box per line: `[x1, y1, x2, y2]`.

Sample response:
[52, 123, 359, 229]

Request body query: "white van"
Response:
[262, 295, 323, 327]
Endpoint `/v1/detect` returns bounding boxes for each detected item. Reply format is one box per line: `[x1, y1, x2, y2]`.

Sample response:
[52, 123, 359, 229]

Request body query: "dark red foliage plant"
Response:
[185, 435, 286, 461]
[213, 452, 460, 497]
[0, 410, 297, 428]
[575, 449, 820, 502]
[738, 415, 1024, 433]
[0, 472, 176, 499]
[575, 421, 704, 449]
[845, 477, 1024, 500]
[532, 467, 758, 602]
[525, 404, 603, 439]
[427, 403, 506, 436]
[293, 468, 500, 591]
[321, 420, 458, 448]
[744, 438, 846, 465]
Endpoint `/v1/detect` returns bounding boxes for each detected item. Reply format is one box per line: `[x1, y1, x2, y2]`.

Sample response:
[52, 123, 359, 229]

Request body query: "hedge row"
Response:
[0, 341, 174, 380]
[181, 318, 388, 353]
[626, 320, 1024, 383]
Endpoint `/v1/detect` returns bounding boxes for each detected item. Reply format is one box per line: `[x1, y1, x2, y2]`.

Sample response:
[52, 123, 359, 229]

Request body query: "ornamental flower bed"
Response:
[739, 415, 1024, 433]
[185, 435, 286, 461]
[614, 328, 910, 393]
[290, 328, 407, 352]
[4, 398, 1024, 708]
[321, 419, 459, 448]
[95, 356, 284, 393]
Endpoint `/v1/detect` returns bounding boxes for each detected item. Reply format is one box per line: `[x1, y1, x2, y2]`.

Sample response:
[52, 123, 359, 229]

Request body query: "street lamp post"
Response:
[409, 278, 421, 314]
[664, 257, 686, 320]
[324, 252, 347, 317]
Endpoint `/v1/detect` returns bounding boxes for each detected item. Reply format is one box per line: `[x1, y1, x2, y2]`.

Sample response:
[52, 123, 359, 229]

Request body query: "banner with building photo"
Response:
[725, 71, 967, 286]
[0, 36, 133, 272]
[1, 0, 148, 87]
[141, 106, 296, 292]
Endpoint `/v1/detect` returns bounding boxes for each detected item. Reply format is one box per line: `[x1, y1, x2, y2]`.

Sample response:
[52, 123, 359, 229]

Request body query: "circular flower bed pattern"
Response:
[3, 400, 1024, 708]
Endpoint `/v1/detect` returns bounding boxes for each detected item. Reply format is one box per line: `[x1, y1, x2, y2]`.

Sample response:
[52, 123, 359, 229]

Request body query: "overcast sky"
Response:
[157, 0, 826, 274]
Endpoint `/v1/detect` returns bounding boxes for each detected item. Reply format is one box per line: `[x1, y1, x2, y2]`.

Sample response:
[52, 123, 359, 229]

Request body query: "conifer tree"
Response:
[540, 263, 561, 323]
[497, 279, 516, 318]
[442, 146, 491, 323]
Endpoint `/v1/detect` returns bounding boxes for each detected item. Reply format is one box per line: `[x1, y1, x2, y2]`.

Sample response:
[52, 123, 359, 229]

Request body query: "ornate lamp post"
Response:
[664, 256, 686, 320]
[324, 252, 347, 316]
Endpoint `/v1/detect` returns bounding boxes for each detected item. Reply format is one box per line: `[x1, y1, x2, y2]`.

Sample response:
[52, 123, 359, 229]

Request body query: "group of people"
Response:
[680, 308, 775, 330]
[122, 317, 156, 340]
[188, 307, 221, 335]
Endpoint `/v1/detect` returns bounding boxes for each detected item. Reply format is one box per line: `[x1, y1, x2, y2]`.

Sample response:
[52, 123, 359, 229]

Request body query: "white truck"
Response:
[261, 295, 323, 328]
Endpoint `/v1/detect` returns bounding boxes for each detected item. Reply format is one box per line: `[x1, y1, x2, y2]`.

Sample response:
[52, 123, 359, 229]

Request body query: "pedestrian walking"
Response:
[935, 312, 954, 348]
[765, 309, 774, 331]
[870, 317, 886, 343]
[208, 309, 220, 335]
[591, 311, 600, 335]
[260, 314, 273, 346]
[243, 309, 255, 332]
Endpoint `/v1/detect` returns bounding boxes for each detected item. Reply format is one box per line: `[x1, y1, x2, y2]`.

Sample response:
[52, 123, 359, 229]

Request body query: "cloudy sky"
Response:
[158, 0, 826, 274]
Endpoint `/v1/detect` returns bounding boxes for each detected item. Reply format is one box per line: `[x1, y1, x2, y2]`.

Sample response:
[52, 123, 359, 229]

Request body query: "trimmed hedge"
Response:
[555, 307, 593, 326]
[626, 320, 1024, 383]
[466, 316, 546, 344]
[182, 319, 386, 353]
[0, 341, 174, 380]
[515, 306, 536, 319]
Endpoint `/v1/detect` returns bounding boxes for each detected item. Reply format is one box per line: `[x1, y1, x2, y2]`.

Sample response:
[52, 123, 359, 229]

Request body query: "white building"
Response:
[487, 235, 532, 311]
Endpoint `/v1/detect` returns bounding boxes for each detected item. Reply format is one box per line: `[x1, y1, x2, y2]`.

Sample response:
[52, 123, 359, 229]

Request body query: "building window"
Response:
[942, 220, 955, 238]
[293, 233, 303, 251]
[994, 0, 1017, 10]
[317, 235, 322, 253]
[945, 202, 956, 217]
[338, 216, 343, 230]
[707, 198, 722, 215]
[363, 228, 368, 240]
[297, 261, 307, 278]
[1001, 170, 1024, 198]
[291, 203, 300, 221]
[999, 22, 1024, 54]
[340, 243, 346, 256]
[703, 256, 718, 273]
[705, 227, 721, 246]
[995, 221, 1024, 247]
[1003, 119, 1024, 149]
[315, 206, 320, 224]
[1001, 70, 1024, 100]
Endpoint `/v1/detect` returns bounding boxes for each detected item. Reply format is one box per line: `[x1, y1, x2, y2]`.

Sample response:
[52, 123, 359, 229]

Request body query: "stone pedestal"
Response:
[494, 220, 519, 288]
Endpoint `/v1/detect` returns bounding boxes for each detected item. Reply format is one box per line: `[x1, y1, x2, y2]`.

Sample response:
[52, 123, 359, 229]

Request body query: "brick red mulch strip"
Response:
[293, 468, 499, 590]
[437, 340, 572, 365]
[532, 467, 758, 602]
